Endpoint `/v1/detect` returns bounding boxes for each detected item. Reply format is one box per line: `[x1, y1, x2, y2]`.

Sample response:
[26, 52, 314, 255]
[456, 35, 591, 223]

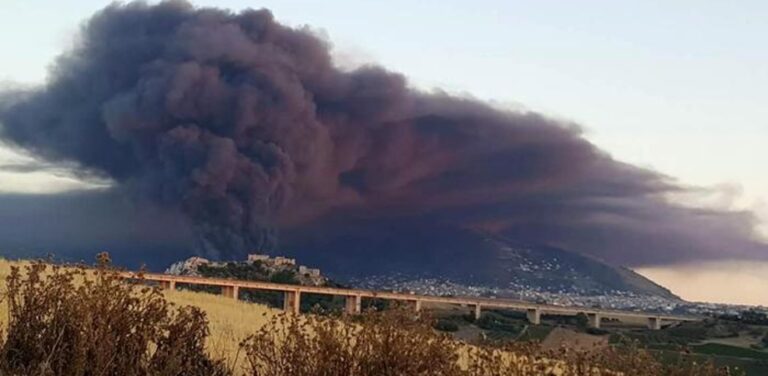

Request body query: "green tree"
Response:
[270, 270, 299, 285]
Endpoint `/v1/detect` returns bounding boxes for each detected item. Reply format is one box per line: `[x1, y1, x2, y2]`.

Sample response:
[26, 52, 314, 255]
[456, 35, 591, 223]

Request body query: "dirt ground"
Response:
[540, 327, 609, 352]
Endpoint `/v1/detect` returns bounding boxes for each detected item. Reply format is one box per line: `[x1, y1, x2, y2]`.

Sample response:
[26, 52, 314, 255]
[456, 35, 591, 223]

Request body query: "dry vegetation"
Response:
[0, 254, 229, 375]
[0, 256, 742, 375]
[243, 311, 736, 376]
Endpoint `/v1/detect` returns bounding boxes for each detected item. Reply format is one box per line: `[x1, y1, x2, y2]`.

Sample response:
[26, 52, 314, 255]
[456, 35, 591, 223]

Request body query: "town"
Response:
[352, 274, 766, 319]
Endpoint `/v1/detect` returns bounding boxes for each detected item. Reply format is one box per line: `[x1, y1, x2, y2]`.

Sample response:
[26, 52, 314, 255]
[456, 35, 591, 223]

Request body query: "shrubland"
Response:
[0, 256, 741, 375]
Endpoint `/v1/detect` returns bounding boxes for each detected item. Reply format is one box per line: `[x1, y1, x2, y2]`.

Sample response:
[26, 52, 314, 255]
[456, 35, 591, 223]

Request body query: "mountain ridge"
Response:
[281, 222, 678, 299]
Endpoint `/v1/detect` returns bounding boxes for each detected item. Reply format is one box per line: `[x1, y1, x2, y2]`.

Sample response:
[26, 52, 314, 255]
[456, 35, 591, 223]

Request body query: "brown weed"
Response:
[0, 254, 230, 376]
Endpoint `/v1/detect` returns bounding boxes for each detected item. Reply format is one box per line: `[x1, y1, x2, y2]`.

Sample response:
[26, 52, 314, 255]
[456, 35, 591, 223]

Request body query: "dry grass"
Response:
[0, 256, 742, 375]
[541, 328, 609, 352]
[163, 289, 277, 370]
[243, 311, 739, 376]
[0, 258, 25, 321]
[0, 255, 229, 375]
[0, 257, 278, 373]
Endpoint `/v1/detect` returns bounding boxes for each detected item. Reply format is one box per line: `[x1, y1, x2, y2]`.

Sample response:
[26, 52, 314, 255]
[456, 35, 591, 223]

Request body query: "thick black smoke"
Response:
[0, 190, 193, 268]
[0, 1, 765, 264]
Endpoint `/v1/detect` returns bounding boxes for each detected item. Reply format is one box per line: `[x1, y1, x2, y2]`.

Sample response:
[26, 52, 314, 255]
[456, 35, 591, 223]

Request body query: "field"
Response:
[0, 257, 753, 375]
[692, 343, 768, 360]
[163, 289, 279, 369]
[0, 258, 281, 372]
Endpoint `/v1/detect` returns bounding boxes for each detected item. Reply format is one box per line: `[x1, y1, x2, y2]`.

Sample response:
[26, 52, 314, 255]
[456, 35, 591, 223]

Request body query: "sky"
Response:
[0, 0, 766, 305]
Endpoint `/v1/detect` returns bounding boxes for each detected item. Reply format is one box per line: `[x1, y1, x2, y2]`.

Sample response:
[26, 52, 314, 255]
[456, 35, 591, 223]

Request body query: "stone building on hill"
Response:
[167, 253, 328, 286]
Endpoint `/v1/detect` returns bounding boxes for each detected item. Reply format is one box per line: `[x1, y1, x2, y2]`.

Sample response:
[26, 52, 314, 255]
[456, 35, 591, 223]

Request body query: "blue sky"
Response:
[0, 0, 766, 304]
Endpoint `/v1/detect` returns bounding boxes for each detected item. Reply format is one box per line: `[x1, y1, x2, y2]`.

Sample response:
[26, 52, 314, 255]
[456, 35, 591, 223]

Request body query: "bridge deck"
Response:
[119, 271, 698, 323]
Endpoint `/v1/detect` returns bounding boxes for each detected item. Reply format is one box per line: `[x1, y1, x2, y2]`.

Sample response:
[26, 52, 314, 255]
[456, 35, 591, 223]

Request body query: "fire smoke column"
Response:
[0, 1, 765, 264]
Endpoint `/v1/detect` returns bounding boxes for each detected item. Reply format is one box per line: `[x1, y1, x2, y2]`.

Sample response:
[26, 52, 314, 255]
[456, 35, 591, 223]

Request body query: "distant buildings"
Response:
[167, 253, 327, 286]
[248, 253, 296, 266]
[246, 254, 324, 284]
[299, 265, 321, 277]
[273, 256, 296, 266]
[166, 256, 210, 276]
[246, 254, 269, 262]
[350, 273, 763, 318]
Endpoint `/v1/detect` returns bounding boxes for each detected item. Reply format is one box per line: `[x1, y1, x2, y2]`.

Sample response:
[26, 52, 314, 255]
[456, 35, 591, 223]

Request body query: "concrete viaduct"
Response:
[120, 271, 698, 330]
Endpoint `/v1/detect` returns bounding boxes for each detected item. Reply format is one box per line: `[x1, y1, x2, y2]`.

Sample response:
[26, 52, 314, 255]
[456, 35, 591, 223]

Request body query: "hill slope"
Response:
[281, 223, 677, 299]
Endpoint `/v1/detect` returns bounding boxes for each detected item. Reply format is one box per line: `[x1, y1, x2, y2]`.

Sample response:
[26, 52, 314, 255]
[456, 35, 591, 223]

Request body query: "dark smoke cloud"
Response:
[0, 1, 765, 265]
[0, 189, 193, 268]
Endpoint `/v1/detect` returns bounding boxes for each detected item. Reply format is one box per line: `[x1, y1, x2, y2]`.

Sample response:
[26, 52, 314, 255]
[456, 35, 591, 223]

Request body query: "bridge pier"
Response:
[413, 299, 423, 313]
[345, 295, 362, 315]
[526, 308, 541, 325]
[119, 272, 698, 329]
[159, 280, 176, 290]
[647, 316, 662, 330]
[221, 285, 239, 299]
[587, 313, 602, 329]
[283, 290, 301, 314]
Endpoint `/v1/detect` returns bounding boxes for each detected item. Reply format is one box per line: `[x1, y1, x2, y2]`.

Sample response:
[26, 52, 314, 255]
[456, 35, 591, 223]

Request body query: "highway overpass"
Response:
[120, 271, 699, 330]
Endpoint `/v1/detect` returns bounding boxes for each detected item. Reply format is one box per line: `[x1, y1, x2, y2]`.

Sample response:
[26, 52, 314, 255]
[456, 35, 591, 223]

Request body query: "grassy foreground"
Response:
[0, 256, 742, 375]
[0, 257, 277, 373]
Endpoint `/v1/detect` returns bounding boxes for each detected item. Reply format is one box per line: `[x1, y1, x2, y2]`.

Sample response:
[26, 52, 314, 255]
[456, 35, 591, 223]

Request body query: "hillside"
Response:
[485, 236, 676, 298]
[166, 254, 333, 287]
[282, 223, 677, 299]
[165, 254, 350, 312]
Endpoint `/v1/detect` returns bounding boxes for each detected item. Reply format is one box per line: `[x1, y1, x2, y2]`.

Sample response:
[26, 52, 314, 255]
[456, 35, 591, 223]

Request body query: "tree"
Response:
[270, 270, 299, 285]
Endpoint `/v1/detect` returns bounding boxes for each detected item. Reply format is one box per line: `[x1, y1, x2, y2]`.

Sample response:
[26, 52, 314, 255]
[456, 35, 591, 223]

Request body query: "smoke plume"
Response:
[0, 1, 765, 265]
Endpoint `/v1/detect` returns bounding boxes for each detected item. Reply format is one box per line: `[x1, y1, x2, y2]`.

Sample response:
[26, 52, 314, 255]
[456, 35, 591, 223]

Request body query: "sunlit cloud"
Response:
[0, 146, 110, 194]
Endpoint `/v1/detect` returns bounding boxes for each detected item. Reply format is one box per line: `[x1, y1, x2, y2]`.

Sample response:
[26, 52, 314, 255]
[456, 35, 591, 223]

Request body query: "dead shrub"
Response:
[240, 308, 464, 376]
[242, 308, 740, 376]
[0, 253, 230, 376]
